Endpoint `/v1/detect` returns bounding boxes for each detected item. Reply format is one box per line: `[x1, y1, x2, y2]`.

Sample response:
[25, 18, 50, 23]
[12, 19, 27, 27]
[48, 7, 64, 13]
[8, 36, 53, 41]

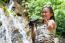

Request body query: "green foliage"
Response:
[28, 0, 65, 37]
[0, 0, 9, 4]
[3, 6, 16, 16]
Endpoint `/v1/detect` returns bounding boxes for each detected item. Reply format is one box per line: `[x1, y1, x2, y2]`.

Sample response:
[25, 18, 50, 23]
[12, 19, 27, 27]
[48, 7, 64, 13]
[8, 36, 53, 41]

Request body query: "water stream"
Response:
[0, 0, 31, 43]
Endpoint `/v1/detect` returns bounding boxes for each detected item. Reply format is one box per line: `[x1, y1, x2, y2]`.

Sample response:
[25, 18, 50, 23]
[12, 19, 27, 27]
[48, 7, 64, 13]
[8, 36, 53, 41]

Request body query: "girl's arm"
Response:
[48, 20, 56, 32]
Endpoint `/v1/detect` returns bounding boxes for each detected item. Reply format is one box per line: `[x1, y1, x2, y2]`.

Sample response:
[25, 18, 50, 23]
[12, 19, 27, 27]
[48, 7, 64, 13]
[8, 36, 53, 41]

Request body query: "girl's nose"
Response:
[43, 13, 46, 16]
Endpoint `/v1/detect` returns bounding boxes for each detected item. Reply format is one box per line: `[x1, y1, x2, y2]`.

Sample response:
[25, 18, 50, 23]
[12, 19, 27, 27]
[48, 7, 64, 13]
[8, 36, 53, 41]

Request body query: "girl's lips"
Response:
[43, 16, 47, 18]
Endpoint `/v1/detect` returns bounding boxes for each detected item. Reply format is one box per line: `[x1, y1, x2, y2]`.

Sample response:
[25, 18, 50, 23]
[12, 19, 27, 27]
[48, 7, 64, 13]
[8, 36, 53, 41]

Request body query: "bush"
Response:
[28, 0, 65, 37]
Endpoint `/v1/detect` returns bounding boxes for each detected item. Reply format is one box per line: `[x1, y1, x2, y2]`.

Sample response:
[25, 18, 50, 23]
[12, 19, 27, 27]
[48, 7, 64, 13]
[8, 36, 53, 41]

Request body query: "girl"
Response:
[35, 6, 57, 43]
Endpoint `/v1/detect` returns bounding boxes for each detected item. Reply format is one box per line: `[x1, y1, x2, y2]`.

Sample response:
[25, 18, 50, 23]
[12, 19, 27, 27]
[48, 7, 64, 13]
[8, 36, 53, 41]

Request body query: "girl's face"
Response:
[41, 7, 52, 20]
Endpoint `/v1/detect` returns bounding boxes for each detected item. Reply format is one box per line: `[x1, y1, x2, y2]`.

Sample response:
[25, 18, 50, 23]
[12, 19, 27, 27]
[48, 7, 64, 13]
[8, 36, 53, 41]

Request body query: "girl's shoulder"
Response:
[48, 19, 56, 24]
[48, 19, 56, 27]
[48, 19, 57, 29]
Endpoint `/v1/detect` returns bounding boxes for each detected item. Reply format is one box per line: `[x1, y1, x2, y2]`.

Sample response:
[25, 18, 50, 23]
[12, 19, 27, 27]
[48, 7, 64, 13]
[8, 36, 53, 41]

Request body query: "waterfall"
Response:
[0, 0, 31, 43]
[13, 17, 29, 43]
[8, 0, 14, 10]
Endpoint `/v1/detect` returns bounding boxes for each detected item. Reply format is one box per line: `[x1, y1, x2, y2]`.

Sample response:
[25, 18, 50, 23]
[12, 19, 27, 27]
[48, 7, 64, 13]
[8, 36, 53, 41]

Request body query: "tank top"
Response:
[35, 20, 56, 43]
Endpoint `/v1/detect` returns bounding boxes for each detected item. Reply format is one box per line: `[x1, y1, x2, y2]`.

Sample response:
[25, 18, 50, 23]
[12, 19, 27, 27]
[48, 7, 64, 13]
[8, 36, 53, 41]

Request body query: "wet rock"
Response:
[0, 27, 6, 43]
[11, 30, 23, 43]
[60, 38, 65, 43]
[13, 0, 22, 4]
[13, 1, 23, 16]
[0, 21, 2, 26]
[16, 13, 22, 16]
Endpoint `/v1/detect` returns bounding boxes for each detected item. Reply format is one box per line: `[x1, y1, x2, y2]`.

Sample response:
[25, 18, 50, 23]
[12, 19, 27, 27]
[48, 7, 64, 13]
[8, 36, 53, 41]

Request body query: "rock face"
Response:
[0, 0, 32, 43]
[13, 1, 23, 16]
[0, 9, 32, 43]
[12, 0, 28, 16]
[59, 38, 65, 43]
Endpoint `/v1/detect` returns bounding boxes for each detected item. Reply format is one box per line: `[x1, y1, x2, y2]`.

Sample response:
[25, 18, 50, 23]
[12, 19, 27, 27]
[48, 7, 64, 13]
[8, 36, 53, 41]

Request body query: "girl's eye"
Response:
[42, 11, 47, 13]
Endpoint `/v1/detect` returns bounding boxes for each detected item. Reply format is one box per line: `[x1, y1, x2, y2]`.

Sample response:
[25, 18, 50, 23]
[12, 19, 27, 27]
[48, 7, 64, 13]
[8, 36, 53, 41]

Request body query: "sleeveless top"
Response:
[35, 20, 56, 43]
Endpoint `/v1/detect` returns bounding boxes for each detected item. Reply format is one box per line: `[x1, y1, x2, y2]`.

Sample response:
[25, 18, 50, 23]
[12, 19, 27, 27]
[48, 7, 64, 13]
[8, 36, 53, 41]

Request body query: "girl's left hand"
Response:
[43, 17, 48, 24]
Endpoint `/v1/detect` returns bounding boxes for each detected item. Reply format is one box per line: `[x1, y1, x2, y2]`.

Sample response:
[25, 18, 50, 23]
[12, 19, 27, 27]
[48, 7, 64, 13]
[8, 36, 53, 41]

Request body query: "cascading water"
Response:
[0, 0, 31, 43]
[13, 17, 30, 43]
[8, 0, 14, 10]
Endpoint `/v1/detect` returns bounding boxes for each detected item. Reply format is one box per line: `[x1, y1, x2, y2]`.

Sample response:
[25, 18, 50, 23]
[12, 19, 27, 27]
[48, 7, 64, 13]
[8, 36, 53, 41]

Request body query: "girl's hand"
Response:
[43, 17, 48, 24]
[48, 20, 56, 32]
